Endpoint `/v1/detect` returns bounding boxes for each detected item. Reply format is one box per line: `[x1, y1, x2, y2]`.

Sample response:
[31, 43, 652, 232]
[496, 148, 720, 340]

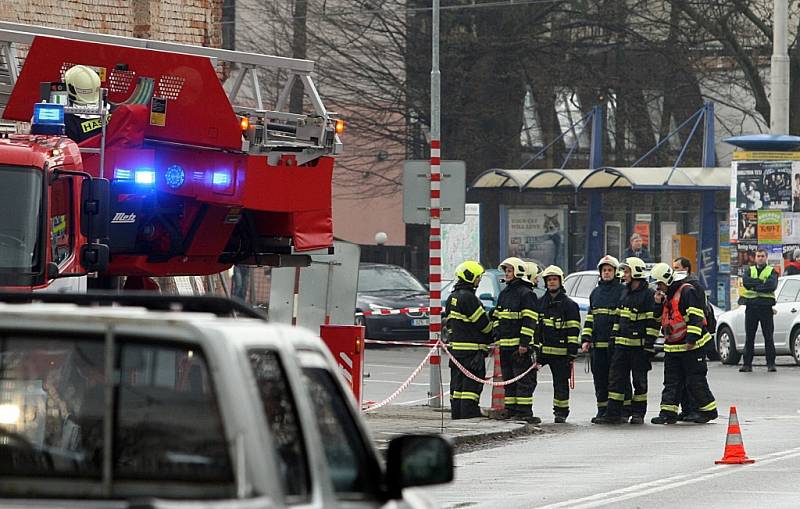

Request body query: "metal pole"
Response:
[702, 101, 716, 167]
[429, 0, 443, 410]
[771, 0, 789, 134]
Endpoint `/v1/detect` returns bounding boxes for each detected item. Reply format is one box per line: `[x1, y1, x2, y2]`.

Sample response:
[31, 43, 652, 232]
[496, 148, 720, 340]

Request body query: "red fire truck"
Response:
[0, 22, 341, 291]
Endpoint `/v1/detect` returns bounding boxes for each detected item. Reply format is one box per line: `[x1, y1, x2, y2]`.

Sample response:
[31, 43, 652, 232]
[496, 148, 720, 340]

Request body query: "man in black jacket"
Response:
[650, 263, 718, 424]
[535, 265, 581, 423]
[595, 257, 660, 425]
[494, 257, 539, 422]
[581, 255, 625, 423]
[739, 248, 779, 372]
[444, 261, 494, 419]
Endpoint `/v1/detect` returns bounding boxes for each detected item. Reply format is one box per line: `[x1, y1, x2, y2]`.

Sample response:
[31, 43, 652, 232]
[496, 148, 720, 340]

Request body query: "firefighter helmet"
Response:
[596, 255, 620, 272]
[498, 257, 527, 278]
[455, 260, 484, 286]
[651, 263, 674, 286]
[620, 257, 647, 280]
[540, 265, 565, 283]
[525, 261, 540, 283]
[64, 65, 101, 105]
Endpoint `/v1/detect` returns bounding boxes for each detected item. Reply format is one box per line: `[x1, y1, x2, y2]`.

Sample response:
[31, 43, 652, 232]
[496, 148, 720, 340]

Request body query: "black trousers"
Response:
[499, 346, 519, 412]
[591, 347, 611, 413]
[744, 305, 776, 366]
[541, 354, 571, 417]
[607, 347, 651, 418]
[659, 350, 717, 418]
[449, 351, 486, 419]
[680, 341, 719, 413]
[499, 347, 537, 415]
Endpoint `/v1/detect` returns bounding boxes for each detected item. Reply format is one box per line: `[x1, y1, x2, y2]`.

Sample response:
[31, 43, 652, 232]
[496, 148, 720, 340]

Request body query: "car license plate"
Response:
[412, 318, 429, 327]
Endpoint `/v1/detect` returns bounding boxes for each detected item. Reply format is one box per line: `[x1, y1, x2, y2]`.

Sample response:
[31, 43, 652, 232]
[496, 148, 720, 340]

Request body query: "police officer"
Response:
[494, 257, 538, 421]
[444, 261, 494, 419]
[740, 248, 778, 372]
[595, 257, 659, 425]
[535, 265, 581, 423]
[650, 263, 718, 424]
[63, 65, 104, 143]
[581, 255, 625, 423]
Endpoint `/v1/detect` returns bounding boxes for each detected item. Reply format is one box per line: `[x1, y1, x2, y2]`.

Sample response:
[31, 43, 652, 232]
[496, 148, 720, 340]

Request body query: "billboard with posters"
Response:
[503, 207, 568, 269]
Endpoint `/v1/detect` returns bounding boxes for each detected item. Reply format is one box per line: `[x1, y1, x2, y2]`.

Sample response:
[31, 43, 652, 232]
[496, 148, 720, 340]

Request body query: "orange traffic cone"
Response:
[715, 406, 755, 465]
[491, 347, 504, 412]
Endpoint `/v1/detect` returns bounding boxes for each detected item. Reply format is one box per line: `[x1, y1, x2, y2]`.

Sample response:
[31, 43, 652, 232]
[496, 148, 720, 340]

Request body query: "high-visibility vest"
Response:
[662, 283, 701, 344]
[741, 266, 775, 300]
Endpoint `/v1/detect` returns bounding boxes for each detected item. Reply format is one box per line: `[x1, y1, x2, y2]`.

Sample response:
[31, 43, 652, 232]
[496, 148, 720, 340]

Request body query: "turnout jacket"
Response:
[741, 264, 778, 307]
[582, 278, 625, 349]
[444, 281, 494, 352]
[655, 275, 712, 353]
[535, 288, 581, 358]
[493, 278, 538, 348]
[612, 281, 660, 353]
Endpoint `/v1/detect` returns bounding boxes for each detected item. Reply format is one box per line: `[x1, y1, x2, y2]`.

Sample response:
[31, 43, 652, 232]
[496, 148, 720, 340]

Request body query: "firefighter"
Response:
[63, 64, 105, 143]
[524, 261, 541, 289]
[595, 257, 659, 425]
[493, 257, 539, 422]
[650, 263, 718, 424]
[581, 255, 625, 423]
[444, 261, 494, 419]
[739, 248, 778, 372]
[535, 265, 581, 423]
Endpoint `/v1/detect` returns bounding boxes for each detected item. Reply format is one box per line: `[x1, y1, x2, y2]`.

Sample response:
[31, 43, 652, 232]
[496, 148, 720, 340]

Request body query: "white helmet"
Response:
[596, 255, 620, 272]
[650, 263, 674, 286]
[524, 261, 540, 283]
[540, 265, 565, 283]
[64, 65, 101, 105]
[498, 257, 527, 279]
[620, 257, 647, 280]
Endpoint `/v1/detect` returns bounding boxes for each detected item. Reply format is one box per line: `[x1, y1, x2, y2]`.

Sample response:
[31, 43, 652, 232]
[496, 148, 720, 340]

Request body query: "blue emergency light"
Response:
[31, 103, 65, 135]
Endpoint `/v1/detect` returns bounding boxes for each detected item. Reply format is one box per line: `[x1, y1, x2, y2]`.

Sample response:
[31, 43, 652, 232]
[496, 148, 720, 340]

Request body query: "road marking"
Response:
[366, 379, 449, 386]
[536, 445, 800, 508]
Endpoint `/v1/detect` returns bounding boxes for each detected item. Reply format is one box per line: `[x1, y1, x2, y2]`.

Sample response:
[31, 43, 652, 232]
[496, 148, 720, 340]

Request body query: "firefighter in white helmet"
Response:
[493, 257, 539, 423]
[581, 255, 626, 423]
[595, 257, 660, 424]
[650, 263, 718, 424]
[63, 64, 104, 143]
[535, 265, 581, 423]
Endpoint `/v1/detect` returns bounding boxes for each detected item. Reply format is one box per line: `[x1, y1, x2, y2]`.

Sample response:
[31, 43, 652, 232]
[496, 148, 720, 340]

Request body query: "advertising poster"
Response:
[505, 207, 567, 269]
[737, 210, 758, 242]
[736, 244, 757, 276]
[783, 244, 800, 274]
[768, 245, 784, 273]
[736, 163, 764, 209]
[793, 162, 800, 212]
[783, 212, 800, 243]
[757, 210, 782, 244]
[762, 163, 792, 210]
[442, 204, 480, 283]
[633, 223, 650, 248]
[719, 221, 730, 273]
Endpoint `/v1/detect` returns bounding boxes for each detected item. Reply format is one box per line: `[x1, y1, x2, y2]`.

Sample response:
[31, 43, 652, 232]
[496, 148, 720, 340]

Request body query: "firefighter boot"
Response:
[651, 414, 678, 425]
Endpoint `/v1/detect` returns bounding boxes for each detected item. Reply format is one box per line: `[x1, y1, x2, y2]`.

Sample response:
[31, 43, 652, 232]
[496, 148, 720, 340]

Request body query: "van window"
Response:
[777, 279, 800, 303]
[248, 349, 311, 502]
[49, 178, 73, 266]
[0, 337, 232, 488]
[563, 275, 578, 295]
[303, 366, 380, 499]
[575, 275, 599, 299]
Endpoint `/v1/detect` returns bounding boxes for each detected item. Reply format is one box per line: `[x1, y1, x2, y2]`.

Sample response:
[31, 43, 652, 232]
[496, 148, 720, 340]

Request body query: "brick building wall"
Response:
[2, 0, 222, 46]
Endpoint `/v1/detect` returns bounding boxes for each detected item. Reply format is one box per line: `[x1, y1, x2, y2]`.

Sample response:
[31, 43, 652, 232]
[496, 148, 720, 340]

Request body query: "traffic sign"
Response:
[402, 160, 466, 224]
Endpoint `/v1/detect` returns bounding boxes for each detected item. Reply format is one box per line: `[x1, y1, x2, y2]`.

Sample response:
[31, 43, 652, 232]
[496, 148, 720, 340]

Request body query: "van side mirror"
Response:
[80, 178, 110, 240]
[479, 292, 495, 302]
[385, 435, 453, 499]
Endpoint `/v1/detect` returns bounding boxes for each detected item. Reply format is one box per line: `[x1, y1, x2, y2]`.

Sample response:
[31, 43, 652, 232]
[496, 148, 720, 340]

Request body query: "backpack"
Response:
[704, 298, 717, 334]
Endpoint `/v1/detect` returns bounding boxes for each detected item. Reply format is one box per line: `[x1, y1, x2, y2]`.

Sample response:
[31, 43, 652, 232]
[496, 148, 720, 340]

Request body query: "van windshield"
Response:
[0, 336, 233, 496]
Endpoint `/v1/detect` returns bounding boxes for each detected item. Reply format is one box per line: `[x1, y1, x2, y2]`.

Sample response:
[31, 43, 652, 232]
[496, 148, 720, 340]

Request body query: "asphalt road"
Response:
[364, 346, 800, 508]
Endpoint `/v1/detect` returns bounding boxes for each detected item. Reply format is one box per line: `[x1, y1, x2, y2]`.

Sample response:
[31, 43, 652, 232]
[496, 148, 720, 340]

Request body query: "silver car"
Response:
[716, 274, 800, 365]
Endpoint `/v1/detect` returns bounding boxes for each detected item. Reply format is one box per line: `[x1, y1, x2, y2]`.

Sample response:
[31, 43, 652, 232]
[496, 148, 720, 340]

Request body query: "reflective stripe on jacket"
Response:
[493, 278, 537, 348]
[659, 276, 712, 353]
[536, 288, 581, 357]
[444, 282, 493, 352]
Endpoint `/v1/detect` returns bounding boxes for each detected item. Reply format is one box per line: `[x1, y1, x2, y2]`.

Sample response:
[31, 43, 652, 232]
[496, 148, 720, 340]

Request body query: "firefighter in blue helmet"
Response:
[444, 261, 494, 419]
[581, 255, 625, 423]
[493, 257, 539, 422]
[534, 265, 581, 423]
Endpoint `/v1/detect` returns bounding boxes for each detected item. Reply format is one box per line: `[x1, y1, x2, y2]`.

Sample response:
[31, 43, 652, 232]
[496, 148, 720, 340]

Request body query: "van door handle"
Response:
[792, 308, 797, 313]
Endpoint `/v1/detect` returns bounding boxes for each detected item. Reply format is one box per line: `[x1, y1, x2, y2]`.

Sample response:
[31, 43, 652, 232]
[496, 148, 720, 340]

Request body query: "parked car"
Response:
[716, 275, 800, 365]
[564, 269, 722, 354]
[357, 262, 430, 341]
[0, 293, 453, 508]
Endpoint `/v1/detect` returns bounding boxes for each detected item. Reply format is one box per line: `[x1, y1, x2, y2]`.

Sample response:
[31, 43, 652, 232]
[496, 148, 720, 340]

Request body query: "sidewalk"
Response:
[364, 405, 542, 452]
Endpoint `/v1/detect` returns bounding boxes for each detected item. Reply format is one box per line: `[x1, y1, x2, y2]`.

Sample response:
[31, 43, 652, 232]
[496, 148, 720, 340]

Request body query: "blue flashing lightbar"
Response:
[114, 168, 132, 181]
[31, 103, 65, 135]
[134, 169, 156, 185]
[212, 170, 231, 186]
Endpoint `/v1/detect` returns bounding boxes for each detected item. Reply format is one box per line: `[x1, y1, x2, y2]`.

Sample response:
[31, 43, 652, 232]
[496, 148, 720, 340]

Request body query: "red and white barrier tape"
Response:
[355, 307, 431, 317]
[364, 339, 433, 347]
[440, 343, 538, 387]
[362, 343, 438, 412]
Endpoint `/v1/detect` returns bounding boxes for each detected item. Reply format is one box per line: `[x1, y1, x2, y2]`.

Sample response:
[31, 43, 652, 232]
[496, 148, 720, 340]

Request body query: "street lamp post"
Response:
[428, 0, 443, 410]
[771, 0, 789, 134]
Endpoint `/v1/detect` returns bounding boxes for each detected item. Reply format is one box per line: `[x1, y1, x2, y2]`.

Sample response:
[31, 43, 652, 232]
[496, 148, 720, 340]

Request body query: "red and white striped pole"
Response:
[428, 0, 443, 410]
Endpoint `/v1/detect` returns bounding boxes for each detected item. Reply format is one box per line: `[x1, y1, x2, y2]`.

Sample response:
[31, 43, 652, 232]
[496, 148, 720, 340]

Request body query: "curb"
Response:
[448, 422, 542, 450]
